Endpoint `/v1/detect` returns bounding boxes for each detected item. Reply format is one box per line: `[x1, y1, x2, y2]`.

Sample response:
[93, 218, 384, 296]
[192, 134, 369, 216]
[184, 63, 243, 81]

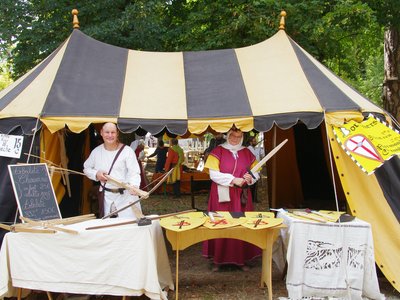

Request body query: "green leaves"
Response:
[0, 0, 391, 106]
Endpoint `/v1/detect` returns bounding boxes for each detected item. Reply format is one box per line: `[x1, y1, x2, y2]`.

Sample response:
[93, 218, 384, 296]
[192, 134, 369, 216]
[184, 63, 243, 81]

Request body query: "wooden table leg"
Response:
[17, 288, 22, 300]
[46, 291, 53, 300]
[261, 233, 274, 300]
[175, 249, 179, 300]
[266, 233, 274, 300]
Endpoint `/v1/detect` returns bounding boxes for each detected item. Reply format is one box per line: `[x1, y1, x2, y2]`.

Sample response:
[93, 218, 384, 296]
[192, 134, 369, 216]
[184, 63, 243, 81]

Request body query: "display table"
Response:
[165, 224, 285, 300]
[277, 211, 383, 300]
[0, 219, 174, 300]
[152, 171, 210, 195]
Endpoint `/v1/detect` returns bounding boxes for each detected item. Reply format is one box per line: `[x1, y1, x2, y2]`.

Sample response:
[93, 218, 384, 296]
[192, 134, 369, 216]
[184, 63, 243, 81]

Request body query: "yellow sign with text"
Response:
[333, 115, 400, 174]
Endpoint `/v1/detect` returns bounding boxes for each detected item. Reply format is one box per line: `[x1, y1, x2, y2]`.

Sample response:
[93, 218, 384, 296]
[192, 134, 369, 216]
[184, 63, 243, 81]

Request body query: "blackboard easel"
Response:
[8, 163, 61, 221]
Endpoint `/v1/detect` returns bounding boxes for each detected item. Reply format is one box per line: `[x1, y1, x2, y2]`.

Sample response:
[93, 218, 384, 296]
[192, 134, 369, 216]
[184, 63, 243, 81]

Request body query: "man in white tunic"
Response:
[247, 136, 263, 161]
[84, 123, 142, 219]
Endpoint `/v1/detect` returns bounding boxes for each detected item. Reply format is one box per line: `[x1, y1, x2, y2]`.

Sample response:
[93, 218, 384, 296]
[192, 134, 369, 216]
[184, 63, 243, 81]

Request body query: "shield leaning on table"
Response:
[240, 217, 283, 230]
[160, 212, 206, 232]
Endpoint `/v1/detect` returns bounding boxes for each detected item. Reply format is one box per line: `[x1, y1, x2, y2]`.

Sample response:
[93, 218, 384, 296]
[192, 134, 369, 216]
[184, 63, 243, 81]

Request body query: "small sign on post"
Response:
[8, 163, 61, 221]
[0, 134, 24, 158]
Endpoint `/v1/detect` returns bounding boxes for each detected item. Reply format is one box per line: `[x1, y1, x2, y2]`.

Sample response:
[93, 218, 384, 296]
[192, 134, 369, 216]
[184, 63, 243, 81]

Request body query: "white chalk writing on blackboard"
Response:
[8, 163, 61, 220]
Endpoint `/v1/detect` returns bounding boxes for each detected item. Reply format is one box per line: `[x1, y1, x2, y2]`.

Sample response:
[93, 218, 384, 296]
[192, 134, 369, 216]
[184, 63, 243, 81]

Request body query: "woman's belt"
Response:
[103, 187, 125, 194]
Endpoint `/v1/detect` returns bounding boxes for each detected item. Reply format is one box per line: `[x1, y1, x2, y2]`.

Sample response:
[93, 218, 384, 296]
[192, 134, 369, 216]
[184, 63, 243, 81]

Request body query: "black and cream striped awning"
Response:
[0, 29, 384, 135]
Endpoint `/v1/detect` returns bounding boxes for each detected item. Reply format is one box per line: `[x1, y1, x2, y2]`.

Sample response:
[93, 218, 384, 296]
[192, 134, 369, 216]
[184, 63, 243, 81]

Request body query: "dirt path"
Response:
[23, 190, 398, 300]
[162, 236, 398, 300]
[164, 240, 286, 300]
[142, 193, 399, 300]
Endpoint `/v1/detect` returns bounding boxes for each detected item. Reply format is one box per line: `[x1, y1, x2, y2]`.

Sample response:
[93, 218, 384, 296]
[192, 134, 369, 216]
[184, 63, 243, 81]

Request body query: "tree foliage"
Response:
[0, 0, 389, 106]
[163, 0, 282, 51]
[0, 60, 12, 91]
[360, 0, 400, 120]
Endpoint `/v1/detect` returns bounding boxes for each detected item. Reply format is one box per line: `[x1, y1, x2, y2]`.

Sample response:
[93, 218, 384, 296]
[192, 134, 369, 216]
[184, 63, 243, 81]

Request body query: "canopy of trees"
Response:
[0, 0, 398, 116]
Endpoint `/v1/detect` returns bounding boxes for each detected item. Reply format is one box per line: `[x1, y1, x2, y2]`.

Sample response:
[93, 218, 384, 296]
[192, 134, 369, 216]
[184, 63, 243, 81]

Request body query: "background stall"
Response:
[0, 14, 398, 292]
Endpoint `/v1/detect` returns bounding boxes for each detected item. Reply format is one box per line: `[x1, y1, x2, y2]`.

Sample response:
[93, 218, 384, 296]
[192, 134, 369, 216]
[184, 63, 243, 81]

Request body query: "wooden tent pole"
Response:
[25, 116, 41, 164]
[271, 126, 277, 208]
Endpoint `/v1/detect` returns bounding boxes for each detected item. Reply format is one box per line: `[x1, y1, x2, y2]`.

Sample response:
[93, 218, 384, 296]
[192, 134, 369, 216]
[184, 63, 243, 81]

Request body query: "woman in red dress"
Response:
[202, 128, 261, 271]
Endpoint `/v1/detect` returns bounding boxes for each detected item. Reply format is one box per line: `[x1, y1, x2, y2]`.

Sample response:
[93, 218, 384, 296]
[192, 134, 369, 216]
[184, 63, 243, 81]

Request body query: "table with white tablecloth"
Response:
[277, 211, 384, 300]
[0, 218, 174, 300]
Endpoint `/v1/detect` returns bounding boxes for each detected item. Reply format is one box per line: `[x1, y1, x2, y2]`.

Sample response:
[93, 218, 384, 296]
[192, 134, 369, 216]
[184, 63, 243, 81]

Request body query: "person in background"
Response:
[164, 138, 184, 198]
[147, 140, 168, 173]
[135, 139, 146, 161]
[130, 135, 144, 152]
[203, 132, 226, 161]
[83, 122, 141, 218]
[247, 136, 261, 161]
[247, 136, 260, 202]
[134, 140, 149, 191]
[202, 127, 261, 271]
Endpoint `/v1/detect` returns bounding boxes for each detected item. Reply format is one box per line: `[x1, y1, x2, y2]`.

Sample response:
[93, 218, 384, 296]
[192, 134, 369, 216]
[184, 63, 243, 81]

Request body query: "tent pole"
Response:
[26, 115, 41, 164]
[271, 126, 277, 208]
[323, 113, 351, 295]
[389, 113, 400, 130]
[323, 114, 340, 213]
[15, 115, 41, 225]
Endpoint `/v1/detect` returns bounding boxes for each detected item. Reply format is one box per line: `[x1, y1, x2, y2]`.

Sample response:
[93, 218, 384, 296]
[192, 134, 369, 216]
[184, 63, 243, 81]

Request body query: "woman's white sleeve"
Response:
[209, 169, 235, 186]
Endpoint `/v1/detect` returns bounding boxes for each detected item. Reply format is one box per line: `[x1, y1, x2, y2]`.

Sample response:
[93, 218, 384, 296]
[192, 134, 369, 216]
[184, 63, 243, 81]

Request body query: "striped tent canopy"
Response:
[1, 27, 400, 293]
[0, 28, 385, 135]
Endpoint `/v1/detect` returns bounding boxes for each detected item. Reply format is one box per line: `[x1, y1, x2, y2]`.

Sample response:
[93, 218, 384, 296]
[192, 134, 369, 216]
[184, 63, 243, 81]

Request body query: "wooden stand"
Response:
[165, 224, 285, 300]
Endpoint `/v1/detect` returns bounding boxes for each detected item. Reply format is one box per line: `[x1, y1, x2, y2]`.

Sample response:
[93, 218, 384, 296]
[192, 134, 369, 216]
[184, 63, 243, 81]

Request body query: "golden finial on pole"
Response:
[279, 10, 286, 30]
[72, 9, 79, 29]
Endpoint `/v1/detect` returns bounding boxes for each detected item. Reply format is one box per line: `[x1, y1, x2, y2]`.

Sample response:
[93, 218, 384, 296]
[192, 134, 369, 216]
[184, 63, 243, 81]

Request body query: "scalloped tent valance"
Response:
[0, 29, 384, 135]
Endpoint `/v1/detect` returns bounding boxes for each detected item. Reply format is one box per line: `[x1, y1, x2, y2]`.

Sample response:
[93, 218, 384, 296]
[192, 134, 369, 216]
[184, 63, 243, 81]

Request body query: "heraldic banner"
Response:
[333, 114, 400, 175]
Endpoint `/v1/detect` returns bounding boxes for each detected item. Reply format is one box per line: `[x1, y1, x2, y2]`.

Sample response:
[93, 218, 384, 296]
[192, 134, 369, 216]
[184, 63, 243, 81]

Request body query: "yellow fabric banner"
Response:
[40, 127, 65, 204]
[333, 115, 400, 174]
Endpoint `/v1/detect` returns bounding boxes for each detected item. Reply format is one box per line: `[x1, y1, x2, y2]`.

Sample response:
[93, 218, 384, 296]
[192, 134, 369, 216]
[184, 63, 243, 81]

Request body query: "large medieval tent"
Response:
[0, 14, 399, 292]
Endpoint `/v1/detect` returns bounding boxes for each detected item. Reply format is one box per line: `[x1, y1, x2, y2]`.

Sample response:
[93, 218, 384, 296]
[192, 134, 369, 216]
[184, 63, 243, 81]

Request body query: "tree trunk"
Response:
[383, 27, 400, 122]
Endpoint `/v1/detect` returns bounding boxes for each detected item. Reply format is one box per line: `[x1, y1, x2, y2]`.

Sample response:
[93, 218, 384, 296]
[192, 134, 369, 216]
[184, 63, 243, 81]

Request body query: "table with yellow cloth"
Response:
[165, 223, 285, 300]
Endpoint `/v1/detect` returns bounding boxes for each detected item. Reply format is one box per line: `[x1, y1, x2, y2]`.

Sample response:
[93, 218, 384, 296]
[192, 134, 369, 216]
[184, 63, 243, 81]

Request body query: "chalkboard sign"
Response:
[8, 163, 61, 221]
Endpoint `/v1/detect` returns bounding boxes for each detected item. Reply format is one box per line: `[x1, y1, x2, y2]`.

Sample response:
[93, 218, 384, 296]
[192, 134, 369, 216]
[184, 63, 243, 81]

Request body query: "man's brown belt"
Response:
[103, 187, 125, 194]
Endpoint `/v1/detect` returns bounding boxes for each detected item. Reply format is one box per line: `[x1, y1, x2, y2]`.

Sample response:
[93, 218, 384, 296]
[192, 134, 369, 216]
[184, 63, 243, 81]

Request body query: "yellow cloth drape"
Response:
[328, 125, 400, 292]
[40, 127, 65, 204]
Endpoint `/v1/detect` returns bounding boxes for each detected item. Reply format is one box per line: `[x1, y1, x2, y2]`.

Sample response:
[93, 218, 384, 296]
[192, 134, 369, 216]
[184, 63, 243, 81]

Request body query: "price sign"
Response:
[0, 134, 24, 158]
